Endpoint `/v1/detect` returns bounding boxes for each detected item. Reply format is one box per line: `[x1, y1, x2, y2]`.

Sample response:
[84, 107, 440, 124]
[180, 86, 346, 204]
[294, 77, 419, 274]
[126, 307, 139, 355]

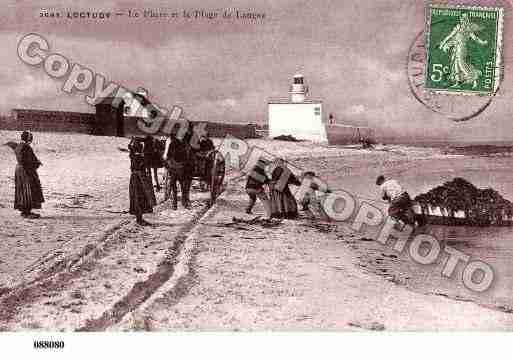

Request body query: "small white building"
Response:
[268, 74, 327, 142]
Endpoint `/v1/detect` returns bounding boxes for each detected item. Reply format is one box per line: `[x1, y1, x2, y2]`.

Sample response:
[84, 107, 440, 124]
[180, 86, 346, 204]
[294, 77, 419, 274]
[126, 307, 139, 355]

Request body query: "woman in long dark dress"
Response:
[129, 138, 156, 226]
[14, 131, 44, 218]
[268, 158, 301, 219]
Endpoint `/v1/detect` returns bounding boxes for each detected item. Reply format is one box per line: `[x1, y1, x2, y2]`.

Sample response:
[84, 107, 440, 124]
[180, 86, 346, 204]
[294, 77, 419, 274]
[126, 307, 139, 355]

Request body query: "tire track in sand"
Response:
[77, 201, 217, 331]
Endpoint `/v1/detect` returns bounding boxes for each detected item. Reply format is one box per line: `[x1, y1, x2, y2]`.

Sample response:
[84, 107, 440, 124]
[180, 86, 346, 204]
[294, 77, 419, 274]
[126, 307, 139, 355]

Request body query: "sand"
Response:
[116, 186, 513, 331]
[1, 131, 512, 330]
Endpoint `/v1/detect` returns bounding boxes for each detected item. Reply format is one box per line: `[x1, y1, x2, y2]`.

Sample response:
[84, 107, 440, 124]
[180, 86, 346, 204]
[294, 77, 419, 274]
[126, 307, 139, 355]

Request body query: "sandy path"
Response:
[0, 199, 211, 331]
[0, 131, 216, 330]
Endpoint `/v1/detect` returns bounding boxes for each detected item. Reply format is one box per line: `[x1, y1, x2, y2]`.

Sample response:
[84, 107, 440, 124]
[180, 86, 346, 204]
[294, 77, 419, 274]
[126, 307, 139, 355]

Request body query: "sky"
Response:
[0, 0, 512, 143]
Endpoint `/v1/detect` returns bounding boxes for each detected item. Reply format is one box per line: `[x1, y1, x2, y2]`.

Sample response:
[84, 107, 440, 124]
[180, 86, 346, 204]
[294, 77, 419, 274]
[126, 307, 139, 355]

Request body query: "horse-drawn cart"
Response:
[163, 146, 226, 207]
[190, 149, 226, 206]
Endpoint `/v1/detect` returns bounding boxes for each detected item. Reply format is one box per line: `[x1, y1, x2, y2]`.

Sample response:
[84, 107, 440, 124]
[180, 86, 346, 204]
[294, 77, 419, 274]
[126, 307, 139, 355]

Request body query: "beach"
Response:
[1, 130, 513, 330]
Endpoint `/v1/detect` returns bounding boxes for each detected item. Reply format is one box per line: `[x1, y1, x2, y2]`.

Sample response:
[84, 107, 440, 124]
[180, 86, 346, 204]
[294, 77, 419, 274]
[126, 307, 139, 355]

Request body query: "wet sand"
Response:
[120, 180, 513, 331]
[118, 139, 513, 330]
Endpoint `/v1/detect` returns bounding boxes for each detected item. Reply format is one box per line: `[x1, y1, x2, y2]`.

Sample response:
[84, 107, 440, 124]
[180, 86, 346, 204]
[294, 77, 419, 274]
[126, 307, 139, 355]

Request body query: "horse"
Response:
[142, 136, 166, 192]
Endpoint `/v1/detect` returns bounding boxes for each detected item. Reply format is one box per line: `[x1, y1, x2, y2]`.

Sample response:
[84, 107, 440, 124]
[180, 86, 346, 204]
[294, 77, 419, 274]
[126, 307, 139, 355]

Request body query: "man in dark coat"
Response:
[14, 131, 44, 218]
[163, 135, 192, 209]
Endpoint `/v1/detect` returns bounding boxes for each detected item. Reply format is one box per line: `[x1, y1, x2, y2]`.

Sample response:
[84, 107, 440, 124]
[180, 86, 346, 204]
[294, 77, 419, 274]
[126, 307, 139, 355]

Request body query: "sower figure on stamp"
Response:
[245, 158, 271, 218]
[439, 13, 488, 89]
[14, 131, 44, 219]
[128, 137, 156, 226]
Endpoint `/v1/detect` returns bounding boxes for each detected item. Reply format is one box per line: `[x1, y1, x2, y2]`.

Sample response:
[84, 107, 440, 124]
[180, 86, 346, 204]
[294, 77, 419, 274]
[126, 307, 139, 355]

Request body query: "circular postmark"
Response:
[407, 30, 496, 122]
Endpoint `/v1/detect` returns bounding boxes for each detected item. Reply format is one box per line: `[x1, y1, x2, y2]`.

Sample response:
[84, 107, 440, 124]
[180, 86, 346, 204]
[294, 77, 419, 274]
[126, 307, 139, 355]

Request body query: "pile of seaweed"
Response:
[446, 145, 513, 156]
[414, 178, 513, 226]
[273, 134, 301, 142]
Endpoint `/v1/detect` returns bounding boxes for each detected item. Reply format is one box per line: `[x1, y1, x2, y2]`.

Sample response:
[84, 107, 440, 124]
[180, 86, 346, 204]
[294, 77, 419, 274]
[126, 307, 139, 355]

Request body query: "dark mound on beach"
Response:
[415, 178, 513, 226]
[447, 145, 513, 156]
[273, 135, 302, 142]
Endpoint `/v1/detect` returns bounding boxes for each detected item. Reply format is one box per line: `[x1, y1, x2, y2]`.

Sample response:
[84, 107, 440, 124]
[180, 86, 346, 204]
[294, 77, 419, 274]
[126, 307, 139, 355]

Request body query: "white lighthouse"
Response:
[268, 74, 327, 142]
[290, 73, 308, 103]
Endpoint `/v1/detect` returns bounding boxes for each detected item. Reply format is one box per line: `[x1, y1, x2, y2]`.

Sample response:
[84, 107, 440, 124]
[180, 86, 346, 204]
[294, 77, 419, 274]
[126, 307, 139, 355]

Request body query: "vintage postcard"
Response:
[0, 0, 513, 355]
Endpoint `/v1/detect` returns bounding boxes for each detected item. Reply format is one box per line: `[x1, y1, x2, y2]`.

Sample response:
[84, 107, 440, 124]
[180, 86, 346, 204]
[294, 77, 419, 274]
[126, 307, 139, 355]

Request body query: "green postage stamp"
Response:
[425, 5, 504, 95]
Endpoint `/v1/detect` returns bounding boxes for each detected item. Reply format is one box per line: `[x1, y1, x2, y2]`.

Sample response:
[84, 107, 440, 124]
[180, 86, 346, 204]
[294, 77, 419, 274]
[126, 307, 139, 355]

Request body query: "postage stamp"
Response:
[425, 5, 504, 96]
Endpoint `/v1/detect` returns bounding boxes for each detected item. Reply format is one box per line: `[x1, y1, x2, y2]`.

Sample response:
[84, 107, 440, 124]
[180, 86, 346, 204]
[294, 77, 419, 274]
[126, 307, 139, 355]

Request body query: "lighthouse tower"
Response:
[268, 74, 326, 142]
[290, 73, 308, 103]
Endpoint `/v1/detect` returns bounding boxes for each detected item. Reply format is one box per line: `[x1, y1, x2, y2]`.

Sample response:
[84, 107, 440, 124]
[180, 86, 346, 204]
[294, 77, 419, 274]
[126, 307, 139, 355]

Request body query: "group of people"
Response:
[9, 130, 417, 228]
[245, 167, 415, 224]
[129, 132, 215, 224]
[245, 158, 322, 220]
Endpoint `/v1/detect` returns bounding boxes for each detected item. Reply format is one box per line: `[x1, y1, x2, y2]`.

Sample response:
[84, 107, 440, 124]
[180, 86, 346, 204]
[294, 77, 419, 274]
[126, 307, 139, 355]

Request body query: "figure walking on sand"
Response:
[268, 158, 301, 219]
[13, 131, 44, 219]
[439, 13, 488, 89]
[128, 137, 156, 226]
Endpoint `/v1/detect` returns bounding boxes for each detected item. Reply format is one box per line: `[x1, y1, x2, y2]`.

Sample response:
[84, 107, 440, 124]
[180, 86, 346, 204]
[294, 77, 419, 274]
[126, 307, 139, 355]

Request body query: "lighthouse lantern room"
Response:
[268, 74, 326, 142]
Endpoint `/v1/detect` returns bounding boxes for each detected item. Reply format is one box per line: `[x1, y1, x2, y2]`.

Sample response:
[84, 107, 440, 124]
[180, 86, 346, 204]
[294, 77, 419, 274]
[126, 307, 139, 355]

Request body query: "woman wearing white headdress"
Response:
[439, 13, 488, 89]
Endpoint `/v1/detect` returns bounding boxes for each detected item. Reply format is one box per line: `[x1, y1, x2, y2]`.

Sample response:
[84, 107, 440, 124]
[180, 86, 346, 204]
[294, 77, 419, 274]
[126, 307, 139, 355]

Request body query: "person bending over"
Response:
[245, 158, 271, 218]
[376, 175, 413, 225]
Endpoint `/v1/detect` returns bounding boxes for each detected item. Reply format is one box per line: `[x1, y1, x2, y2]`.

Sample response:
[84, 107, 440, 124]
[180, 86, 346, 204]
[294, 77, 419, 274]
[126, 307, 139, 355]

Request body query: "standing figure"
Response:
[268, 158, 301, 219]
[163, 135, 192, 210]
[196, 132, 215, 191]
[439, 13, 488, 89]
[129, 137, 156, 226]
[14, 131, 44, 218]
[245, 158, 271, 218]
